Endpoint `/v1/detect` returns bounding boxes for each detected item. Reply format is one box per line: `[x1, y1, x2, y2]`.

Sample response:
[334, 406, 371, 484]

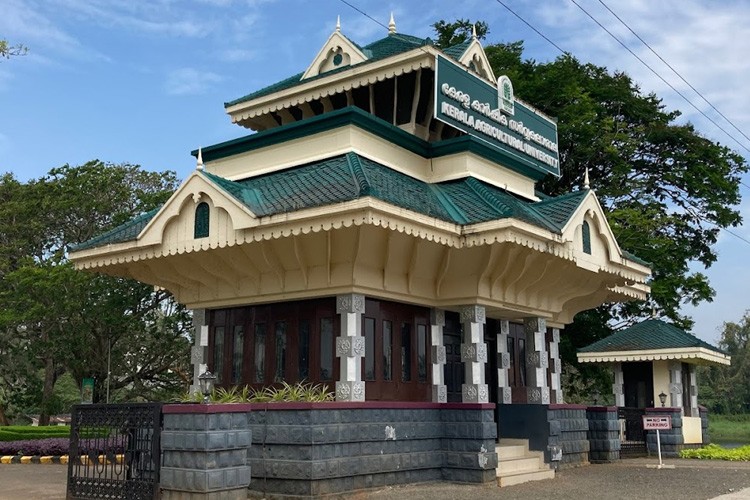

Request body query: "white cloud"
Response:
[164, 67, 223, 95]
[219, 48, 258, 62]
[0, 0, 106, 63]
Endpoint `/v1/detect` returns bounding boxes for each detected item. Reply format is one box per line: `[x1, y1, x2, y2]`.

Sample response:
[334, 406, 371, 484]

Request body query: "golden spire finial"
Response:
[388, 12, 396, 34]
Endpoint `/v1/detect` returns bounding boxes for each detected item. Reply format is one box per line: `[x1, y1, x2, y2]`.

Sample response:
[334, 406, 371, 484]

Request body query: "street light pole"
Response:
[106, 338, 111, 404]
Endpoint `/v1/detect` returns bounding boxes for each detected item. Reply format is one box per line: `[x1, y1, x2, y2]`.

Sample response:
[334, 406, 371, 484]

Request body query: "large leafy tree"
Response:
[698, 312, 750, 414]
[0, 162, 189, 424]
[433, 21, 747, 399]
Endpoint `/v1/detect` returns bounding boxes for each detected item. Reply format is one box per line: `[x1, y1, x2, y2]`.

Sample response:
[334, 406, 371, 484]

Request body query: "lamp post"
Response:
[658, 391, 667, 407]
[198, 370, 216, 404]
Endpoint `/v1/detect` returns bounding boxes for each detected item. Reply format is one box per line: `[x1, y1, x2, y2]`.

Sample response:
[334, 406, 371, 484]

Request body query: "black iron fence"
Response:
[618, 406, 647, 457]
[67, 402, 163, 500]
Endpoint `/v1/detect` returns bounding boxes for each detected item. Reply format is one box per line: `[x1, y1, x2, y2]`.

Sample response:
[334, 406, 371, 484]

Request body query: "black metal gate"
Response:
[618, 407, 647, 457]
[67, 402, 163, 500]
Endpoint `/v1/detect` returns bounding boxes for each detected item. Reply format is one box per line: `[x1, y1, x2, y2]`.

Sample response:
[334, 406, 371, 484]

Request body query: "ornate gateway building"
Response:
[70, 17, 652, 493]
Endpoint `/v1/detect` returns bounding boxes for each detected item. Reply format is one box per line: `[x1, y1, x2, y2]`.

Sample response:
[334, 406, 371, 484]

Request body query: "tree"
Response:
[699, 312, 750, 414]
[0, 162, 188, 423]
[0, 39, 28, 59]
[431, 19, 489, 48]
[433, 21, 748, 400]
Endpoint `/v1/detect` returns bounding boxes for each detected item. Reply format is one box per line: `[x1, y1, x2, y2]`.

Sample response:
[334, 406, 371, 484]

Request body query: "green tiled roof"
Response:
[579, 319, 726, 355]
[533, 190, 588, 228]
[73, 153, 607, 252]
[204, 152, 588, 229]
[71, 208, 159, 252]
[442, 39, 471, 60]
[225, 33, 433, 107]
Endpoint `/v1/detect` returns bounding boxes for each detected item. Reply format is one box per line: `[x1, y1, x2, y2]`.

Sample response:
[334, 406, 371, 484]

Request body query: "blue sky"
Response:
[1, 0, 748, 343]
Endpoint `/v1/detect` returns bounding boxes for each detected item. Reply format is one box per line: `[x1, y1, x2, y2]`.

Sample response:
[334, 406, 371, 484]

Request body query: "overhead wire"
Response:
[336, 0, 750, 247]
[596, 0, 750, 149]
[568, 0, 750, 156]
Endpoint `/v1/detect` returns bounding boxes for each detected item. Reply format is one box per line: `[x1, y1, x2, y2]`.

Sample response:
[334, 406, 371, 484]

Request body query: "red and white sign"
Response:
[643, 415, 672, 430]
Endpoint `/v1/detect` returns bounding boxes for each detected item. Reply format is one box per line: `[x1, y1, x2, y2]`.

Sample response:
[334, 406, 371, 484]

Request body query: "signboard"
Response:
[434, 55, 560, 177]
[81, 377, 94, 404]
[643, 415, 672, 430]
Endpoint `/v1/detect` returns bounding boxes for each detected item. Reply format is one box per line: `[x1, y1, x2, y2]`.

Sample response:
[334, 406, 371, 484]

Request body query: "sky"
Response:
[1, 0, 748, 344]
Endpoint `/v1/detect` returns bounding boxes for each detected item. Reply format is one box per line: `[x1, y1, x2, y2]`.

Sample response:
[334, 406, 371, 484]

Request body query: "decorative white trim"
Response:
[227, 49, 437, 126]
[577, 347, 730, 366]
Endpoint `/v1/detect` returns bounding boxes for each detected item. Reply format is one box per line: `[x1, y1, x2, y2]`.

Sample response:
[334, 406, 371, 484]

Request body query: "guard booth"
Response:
[578, 319, 730, 456]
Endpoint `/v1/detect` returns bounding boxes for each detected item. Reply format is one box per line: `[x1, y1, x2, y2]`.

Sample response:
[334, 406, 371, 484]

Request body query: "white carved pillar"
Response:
[190, 309, 209, 395]
[497, 320, 512, 404]
[668, 361, 683, 410]
[688, 364, 698, 415]
[549, 328, 563, 404]
[524, 317, 550, 404]
[335, 294, 366, 401]
[612, 362, 625, 407]
[460, 305, 488, 403]
[430, 309, 447, 403]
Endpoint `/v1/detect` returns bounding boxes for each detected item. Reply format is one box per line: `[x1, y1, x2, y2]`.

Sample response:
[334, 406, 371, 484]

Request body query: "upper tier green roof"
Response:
[72, 153, 591, 252]
[225, 32, 438, 107]
[579, 319, 726, 355]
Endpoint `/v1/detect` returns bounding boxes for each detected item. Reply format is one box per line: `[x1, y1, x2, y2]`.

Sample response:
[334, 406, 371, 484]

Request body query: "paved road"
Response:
[0, 458, 749, 499]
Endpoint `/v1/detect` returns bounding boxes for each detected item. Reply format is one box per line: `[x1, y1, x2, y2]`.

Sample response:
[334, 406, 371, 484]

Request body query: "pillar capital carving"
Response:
[460, 304, 486, 324]
[336, 293, 365, 314]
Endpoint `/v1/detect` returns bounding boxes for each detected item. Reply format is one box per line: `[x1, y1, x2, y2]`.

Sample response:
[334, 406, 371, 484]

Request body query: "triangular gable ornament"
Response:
[457, 28, 495, 82]
[302, 17, 369, 80]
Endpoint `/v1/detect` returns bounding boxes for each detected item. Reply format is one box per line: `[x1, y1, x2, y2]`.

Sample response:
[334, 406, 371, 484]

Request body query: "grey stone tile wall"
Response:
[548, 406, 590, 468]
[586, 407, 620, 463]
[247, 407, 497, 497]
[161, 410, 252, 500]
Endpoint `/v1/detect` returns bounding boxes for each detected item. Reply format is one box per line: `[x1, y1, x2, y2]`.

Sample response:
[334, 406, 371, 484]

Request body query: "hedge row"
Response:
[0, 426, 71, 442]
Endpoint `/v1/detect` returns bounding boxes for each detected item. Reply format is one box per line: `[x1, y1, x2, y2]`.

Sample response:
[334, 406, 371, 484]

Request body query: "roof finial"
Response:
[583, 167, 590, 190]
[196, 148, 204, 171]
[388, 12, 396, 34]
[472, 23, 477, 40]
[336, 15, 341, 33]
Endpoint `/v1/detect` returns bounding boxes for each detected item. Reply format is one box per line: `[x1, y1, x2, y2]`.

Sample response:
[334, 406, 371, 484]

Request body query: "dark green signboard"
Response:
[434, 55, 560, 177]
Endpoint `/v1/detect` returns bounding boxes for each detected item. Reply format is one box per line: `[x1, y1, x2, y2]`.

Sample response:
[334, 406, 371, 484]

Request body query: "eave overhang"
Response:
[577, 347, 731, 366]
[225, 47, 439, 126]
[70, 190, 650, 325]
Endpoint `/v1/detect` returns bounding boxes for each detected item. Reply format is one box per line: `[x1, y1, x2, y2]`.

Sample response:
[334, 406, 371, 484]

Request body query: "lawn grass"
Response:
[709, 414, 750, 443]
[0, 425, 71, 442]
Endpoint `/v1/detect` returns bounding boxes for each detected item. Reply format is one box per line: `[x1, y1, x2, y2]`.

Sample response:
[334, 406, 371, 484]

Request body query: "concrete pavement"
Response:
[0, 458, 748, 499]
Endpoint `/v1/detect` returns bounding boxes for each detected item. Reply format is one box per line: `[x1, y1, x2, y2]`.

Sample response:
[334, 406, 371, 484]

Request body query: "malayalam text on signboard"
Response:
[434, 55, 560, 177]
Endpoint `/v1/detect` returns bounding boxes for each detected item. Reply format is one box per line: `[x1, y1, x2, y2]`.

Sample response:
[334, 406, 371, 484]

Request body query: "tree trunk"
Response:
[38, 355, 55, 426]
[0, 403, 9, 426]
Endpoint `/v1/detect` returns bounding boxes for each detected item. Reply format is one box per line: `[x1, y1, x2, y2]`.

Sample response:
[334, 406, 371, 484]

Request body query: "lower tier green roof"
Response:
[74, 153, 594, 252]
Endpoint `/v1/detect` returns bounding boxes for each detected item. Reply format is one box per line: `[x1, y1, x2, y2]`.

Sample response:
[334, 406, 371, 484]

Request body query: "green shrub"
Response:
[176, 381, 334, 404]
[0, 425, 71, 442]
[680, 443, 750, 461]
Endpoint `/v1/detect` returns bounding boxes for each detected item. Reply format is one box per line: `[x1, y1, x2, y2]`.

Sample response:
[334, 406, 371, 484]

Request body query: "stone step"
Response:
[495, 439, 555, 487]
[496, 439, 529, 460]
[498, 468, 556, 487]
[496, 455, 544, 474]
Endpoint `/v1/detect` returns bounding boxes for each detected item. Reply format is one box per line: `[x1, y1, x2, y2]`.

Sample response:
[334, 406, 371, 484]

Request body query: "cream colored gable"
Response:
[560, 190, 629, 270]
[302, 28, 368, 80]
[457, 39, 495, 82]
[138, 171, 259, 249]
